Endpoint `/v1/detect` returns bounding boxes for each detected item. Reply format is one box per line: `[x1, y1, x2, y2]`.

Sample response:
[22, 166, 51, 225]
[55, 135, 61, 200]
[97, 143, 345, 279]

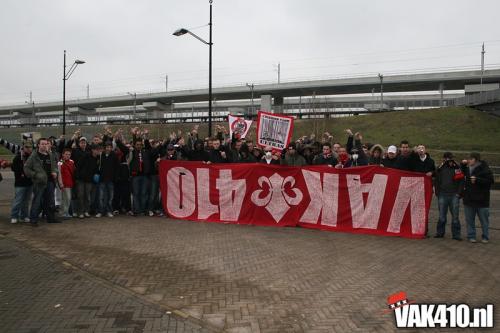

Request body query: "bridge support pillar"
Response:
[273, 96, 284, 114]
[260, 95, 272, 112]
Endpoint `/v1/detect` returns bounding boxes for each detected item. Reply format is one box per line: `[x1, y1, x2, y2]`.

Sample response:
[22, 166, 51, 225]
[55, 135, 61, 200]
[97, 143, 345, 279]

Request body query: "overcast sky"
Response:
[1, 0, 499, 105]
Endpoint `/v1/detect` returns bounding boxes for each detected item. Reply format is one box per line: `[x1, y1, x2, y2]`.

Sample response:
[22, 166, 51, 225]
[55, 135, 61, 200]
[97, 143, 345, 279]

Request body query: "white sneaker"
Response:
[481, 239, 489, 244]
[95, 213, 102, 218]
[469, 238, 477, 243]
[23, 218, 30, 223]
[106, 212, 114, 218]
[148, 211, 154, 217]
[79, 214, 84, 219]
[10, 218, 18, 224]
[84, 212, 91, 218]
[72, 213, 78, 218]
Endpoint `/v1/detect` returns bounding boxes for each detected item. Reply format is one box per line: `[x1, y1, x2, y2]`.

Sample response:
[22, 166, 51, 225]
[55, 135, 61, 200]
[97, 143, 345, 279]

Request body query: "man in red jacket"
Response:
[58, 148, 75, 219]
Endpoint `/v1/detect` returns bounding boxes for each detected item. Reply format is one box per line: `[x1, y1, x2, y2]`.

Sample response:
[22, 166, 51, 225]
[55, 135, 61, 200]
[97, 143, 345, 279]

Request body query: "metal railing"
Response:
[453, 88, 500, 106]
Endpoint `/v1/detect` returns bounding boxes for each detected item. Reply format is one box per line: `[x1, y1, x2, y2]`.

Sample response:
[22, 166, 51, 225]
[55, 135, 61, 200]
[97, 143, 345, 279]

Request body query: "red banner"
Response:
[159, 161, 433, 239]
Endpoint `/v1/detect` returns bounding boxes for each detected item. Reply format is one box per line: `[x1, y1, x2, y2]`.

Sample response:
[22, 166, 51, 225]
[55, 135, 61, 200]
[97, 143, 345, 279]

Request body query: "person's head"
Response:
[387, 145, 398, 159]
[79, 137, 88, 150]
[167, 144, 176, 155]
[332, 143, 341, 153]
[195, 139, 204, 151]
[246, 140, 254, 151]
[263, 146, 273, 158]
[400, 140, 410, 156]
[443, 151, 454, 161]
[37, 138, 49, 153]
[338, 147, 347, 155]
[287, 143, 297, 155]
[322, 142, 332, 156]
[372, 146, 382, 158]
[134, 140, 143, 151]
[212, 138, 221, 150]
[416, 144, 426, 156]
[23, 142, 33, 155]
[234, 140, 242, 151]
[62, 148, 72, 161]
[468, 152, 481, 166]
[362, 145, 369, 156]
[104, 141, 113, 154]
[351, 148, 359, 161]
[93, 135, 102, 145]
[91, 144, 102, 157]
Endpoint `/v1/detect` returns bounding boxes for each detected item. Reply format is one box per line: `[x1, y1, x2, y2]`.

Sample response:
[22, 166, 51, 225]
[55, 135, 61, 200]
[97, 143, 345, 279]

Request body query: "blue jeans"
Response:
[148, 175, 160, 212]
[30, 181, 56, 223]
[98, 182, 114, 214]
[464, 205, 490, 241]
[436, 194, 461, 238]
[132, 175, 150, 214]
[11, 186, 33, 220]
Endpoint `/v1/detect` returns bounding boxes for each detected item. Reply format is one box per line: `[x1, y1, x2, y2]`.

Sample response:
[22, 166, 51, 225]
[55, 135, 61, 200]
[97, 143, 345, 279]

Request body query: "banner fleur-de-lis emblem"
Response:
[251, 173, 303, 223]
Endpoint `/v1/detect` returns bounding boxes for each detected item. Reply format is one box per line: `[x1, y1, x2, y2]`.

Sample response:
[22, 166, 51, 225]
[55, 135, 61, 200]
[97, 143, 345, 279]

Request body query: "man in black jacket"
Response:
[434, 152, 463, 240]
[460, 152, 494, 243]
[412, 145, 435, 176]
[128, 139, 152, 215]
[10, 142, 33, 223]
[97, 141, 119, 218]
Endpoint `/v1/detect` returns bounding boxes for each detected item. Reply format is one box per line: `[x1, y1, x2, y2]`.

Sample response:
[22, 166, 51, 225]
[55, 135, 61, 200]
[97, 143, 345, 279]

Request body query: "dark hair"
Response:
[322, 142, 332, 148]
[400, 140, 409, 146]
[469, 152, 481, 161]
[38, 137, 48, 144]
[63, 148, 72, 154]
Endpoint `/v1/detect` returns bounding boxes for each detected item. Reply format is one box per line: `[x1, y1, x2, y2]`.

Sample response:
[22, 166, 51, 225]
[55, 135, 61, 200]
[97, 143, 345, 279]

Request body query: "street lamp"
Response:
[63, 50, 85, 135]
[378, 73, 384, 112]
[173, 0, 213, 136]
[246, 83, 255, 115]
[127, 92, 137, 121]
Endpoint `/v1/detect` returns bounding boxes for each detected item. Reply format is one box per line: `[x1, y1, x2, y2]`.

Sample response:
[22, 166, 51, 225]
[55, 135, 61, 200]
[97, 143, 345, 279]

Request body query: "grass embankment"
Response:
[1, 107, 499, 165]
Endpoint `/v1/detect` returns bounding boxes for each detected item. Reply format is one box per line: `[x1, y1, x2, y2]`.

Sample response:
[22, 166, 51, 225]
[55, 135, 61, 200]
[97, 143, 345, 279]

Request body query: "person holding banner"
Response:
[313, 143, 338, 166]
[260, 146, 280, 165]
[281, 143, 307, 166]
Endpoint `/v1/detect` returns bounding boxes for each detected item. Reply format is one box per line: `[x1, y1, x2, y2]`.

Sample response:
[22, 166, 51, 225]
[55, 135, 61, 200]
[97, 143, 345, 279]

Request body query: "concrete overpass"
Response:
[1, 69, 499, 122]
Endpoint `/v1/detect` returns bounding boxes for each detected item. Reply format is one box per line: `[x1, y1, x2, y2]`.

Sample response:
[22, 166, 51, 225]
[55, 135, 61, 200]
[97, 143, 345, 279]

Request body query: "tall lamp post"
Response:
[378, 73, 384, 112]
[63, 50, 85, 135]
[246, 83, 255, 115]
[173, 0, 213, 136]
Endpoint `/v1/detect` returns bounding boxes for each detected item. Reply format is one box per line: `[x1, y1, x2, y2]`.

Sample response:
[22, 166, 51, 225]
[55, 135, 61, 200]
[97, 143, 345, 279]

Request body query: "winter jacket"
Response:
[460, 161, 494, 208]
[58, 159, 75, 188]
[100, 152, 119, 183]
[369, 144, 384, 165]
[381, 157, 399, 169]
[11, 152, 33, 187]
[412, 153, 436, 174]
[282, 153, 307, 167]
[313, 154, 338, 166]
[24, 151, 58, 186]
[434, 160, 463, 196]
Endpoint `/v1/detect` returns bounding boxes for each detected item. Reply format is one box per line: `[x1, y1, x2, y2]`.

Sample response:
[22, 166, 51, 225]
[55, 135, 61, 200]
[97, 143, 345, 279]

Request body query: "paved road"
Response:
[0, 176, 498, 332]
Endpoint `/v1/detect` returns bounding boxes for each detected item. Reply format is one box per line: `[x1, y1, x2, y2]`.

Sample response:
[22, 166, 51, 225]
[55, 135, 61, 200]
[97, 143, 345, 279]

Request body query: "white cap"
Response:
[388, 145, 397, 154]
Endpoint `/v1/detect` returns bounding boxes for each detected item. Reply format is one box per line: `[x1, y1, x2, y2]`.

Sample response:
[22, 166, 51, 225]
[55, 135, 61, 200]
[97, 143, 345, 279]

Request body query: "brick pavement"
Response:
[0, 175, 499, 332]
[0, 237, 209, 333]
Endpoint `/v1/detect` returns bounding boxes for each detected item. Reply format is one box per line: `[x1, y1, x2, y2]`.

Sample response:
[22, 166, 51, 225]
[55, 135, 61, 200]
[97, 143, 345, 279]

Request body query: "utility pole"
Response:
[378, 73, 384, 112]
[87, 84, 90, 98]
[480, 42, 485, 91]
[165, 74, 168, 92]
[246, 83, 254, 115]
[277, 62, 281, 84]
[29, 91, 32, 104]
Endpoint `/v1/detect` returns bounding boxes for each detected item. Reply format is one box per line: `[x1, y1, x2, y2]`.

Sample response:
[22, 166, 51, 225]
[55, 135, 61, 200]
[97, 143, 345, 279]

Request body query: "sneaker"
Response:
[127, 211, 135, 216]
[84, 212, 91, 218]
[148, 211, 154, 217]
[10, 218, 18, 224]
[72, 213, 78, 218]
[95, 213, 102, 218]
[79, 214, 85, 219]
[481, 239, 489, 244]
[433, 234, 444, 238]
[452, 237, 463, 241]
[23, 218, 30, 223]
[469, 238, 477, 243]
[106, 212, 114, 218]
[113, 210, 119, 216]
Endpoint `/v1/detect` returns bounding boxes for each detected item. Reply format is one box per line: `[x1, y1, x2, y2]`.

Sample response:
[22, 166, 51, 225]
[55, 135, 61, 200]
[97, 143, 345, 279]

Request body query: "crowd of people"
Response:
[0, 124, 494, 243]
